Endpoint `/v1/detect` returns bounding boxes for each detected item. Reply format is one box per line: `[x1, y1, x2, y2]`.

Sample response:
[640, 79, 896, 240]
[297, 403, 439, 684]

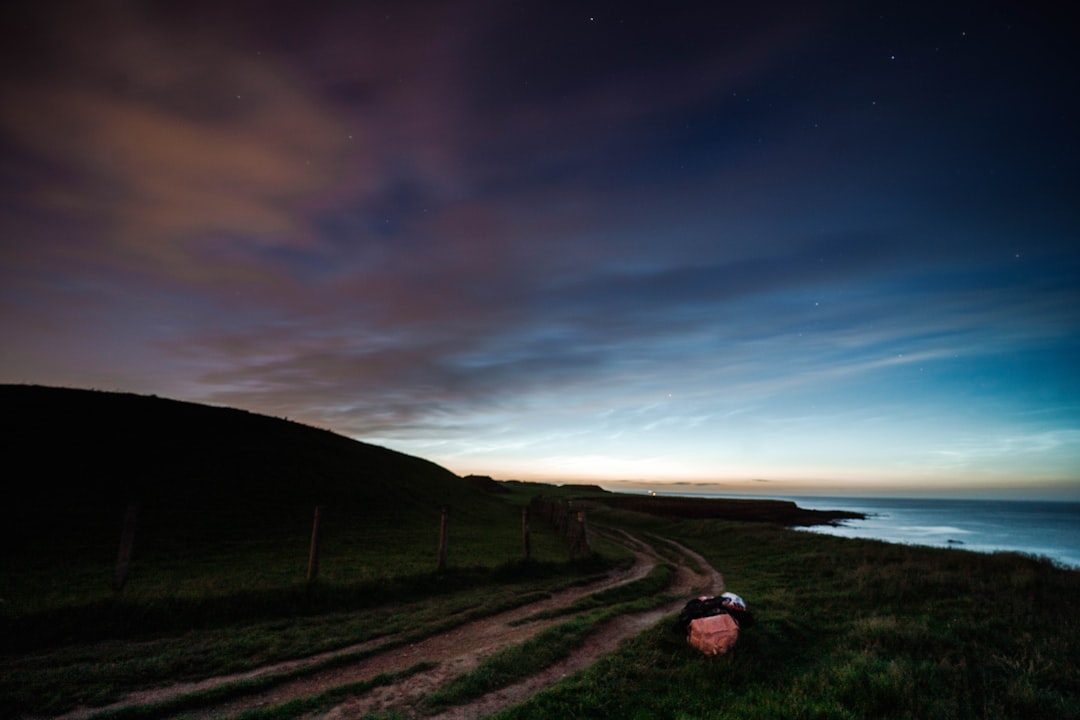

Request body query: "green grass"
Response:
[228, 663, 436, 720]
[511, 562, 674, 625]
[422, 563, 677, 714]
[0, 557, 611, 718]
[0, 494, 620, 719]
[493, 514, 1080, 720]
[423, 614, 605, 715]
[0, 503, 589, 645]
[6, 499, 1080, 720]
[6, 509, 1080, 719]
[84, 662, 437, 720]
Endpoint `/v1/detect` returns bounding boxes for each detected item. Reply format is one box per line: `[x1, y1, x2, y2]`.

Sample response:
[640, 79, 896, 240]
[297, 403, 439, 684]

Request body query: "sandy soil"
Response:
[51, 532, 722, 720]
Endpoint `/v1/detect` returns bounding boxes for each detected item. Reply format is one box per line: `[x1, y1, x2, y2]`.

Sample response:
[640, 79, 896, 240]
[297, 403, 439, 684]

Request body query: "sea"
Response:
[648, 492, 1080, 569]
[787, 496, 1080, 569]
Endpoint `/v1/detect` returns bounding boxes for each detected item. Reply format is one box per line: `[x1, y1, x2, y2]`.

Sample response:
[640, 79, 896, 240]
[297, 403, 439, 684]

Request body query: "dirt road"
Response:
[53, 532, 722, 720]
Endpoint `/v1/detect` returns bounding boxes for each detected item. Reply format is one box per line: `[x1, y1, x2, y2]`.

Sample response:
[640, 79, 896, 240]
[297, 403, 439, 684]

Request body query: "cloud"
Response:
[928, 429, 1080, 476]
[2, 23, 346, 288]
[0, 1, 485, 290]
[154, 201, 1076, 447]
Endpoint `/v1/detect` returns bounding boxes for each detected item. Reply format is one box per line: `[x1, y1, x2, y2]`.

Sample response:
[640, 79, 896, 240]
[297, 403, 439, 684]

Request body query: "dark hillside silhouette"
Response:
[1, 384, 494, 552]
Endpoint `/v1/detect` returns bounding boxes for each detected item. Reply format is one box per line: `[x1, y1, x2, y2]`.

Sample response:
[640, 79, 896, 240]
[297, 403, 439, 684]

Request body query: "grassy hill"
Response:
[2, 385, 572, 653]
[1, 384, 499, 551]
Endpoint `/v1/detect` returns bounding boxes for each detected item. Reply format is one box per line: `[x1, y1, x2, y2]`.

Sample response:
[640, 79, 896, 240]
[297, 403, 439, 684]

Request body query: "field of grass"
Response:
[6, 500, 1079, 719]
[498, 510, 1080, 720]
[1, 511, 619, 717]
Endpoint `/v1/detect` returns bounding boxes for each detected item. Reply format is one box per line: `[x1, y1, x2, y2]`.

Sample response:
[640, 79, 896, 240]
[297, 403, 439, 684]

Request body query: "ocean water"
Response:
[787, 496, 1080, 569]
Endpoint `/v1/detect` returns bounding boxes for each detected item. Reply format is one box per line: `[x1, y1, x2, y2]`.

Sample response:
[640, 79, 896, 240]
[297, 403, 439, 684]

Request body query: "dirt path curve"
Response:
[420, 536, 723, 720]
[53, 532, 722, 720]
[51, 533, 659, 720]
[315, 534, 723, 720]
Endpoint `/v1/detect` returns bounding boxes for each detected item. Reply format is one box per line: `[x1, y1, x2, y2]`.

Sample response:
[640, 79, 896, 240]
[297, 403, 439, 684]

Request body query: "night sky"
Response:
[2, 1, 1078, 498]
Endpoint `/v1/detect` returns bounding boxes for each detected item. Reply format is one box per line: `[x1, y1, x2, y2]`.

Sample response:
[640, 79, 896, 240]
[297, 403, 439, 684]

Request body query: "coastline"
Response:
[790, 495, 1080, 569]
[622, 490, 1080, 569]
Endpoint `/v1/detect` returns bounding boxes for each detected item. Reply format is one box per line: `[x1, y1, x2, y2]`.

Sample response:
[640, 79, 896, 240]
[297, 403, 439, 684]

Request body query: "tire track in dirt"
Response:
[423, 538, 723, 720]
[52, 533, 722, 720]
[50, 539, 657, 720]
[318, 535, 723, 720]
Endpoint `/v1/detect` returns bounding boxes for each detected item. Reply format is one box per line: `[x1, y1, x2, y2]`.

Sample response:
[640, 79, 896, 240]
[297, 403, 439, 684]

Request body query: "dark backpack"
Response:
[674, 595, 755, 633]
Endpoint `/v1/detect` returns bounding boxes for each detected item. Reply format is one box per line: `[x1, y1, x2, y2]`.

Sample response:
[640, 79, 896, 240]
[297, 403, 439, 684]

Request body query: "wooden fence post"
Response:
[113, 500, 139, 591]
[307, 505, 322, 584]
[522, 506, 531, 561]
[569, 509, 592, 560]
[577, 509, 591, 554]
[437, 506, 450, 572]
